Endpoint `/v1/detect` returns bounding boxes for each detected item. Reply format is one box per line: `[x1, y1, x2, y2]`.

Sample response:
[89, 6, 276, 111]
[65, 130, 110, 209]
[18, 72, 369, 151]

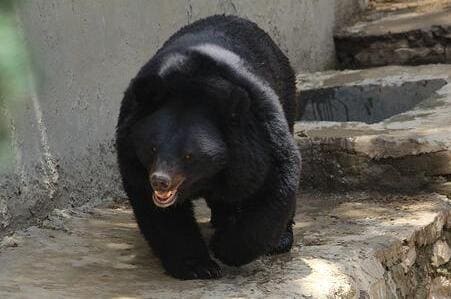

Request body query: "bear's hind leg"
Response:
[210, 192, 296, 266]
[210, 149, 300, 266]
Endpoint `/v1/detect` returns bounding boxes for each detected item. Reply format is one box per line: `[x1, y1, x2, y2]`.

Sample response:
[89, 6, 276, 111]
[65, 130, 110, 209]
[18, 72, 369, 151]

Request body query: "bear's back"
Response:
[153, 15, 297, 132]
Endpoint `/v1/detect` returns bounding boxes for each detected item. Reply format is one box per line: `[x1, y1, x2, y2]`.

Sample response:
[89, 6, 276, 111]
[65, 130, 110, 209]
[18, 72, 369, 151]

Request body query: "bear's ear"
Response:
[131, 75, 166, 104]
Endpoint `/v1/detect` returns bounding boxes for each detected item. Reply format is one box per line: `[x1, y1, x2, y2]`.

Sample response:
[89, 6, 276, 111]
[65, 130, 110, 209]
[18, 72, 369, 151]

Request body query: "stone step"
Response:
[335, 1, 451, 68]
[0, 192, 450, 298]
[296, 64, 451, 193]
[369, 0, 451, 14]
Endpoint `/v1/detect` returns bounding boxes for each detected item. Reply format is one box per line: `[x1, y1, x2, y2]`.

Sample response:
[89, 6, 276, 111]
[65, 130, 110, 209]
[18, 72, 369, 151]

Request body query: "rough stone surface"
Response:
[431, 240, 451, 267]
[368, 0, 451, 14]
[0, 192, 450, 298]
[335, 1, 451, 68]
[429, 276, 451, 298]
[296, 65, 451, 192]
[0, 0, 367, 236]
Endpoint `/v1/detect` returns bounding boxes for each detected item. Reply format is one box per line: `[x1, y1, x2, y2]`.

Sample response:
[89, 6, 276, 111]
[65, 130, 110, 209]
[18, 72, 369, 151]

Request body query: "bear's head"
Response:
[130, 99, 228, 208]
[124, 51, 253, 208]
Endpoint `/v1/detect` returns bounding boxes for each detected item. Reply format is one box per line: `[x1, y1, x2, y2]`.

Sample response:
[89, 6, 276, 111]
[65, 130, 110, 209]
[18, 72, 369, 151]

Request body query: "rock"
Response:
[0, 235, 20, 248]
[401, 246, 417, 273]
[429, 276, 451, 299]
[431, 240, 451, 267]
[296, 65, 451, 192]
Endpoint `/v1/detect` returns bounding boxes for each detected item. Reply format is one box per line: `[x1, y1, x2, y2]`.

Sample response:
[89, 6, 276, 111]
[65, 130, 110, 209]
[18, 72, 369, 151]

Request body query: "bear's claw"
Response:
[163, 257, 222, 280]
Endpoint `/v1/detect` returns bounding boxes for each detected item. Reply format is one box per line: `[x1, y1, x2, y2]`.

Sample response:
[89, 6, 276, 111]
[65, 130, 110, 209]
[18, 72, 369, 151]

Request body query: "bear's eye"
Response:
[184, 153, 192, 161]
[151, 146, 157, 153]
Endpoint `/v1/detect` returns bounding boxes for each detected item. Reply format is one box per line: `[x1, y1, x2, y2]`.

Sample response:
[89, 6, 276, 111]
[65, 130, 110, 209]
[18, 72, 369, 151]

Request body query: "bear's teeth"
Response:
[152, 190, 177, 207]
[154, 191, 174, 200]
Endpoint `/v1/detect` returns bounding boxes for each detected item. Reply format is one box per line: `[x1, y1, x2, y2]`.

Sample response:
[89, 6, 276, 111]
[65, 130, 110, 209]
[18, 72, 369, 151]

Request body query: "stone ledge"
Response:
[368, 0, 451, 15]
[0, 192, 450, 298]
[335, 3, 451, 68]
[296, 65, 451, 192]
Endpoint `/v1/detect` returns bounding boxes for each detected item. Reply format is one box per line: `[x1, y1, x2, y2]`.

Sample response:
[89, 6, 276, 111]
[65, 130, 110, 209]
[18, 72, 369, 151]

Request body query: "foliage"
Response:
[0, 0, 27, 167]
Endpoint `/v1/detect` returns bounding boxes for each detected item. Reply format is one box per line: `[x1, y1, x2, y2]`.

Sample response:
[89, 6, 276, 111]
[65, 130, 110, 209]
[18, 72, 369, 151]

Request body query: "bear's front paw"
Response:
[268, 229, 293, 255]
[211, 231, 258, 267]
[163, 257, 222, 280]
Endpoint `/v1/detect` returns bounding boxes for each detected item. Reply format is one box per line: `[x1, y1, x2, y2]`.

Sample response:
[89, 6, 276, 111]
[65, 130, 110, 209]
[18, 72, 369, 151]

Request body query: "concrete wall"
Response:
[335, 0, 369, 28]
[0, 0, 366, 235]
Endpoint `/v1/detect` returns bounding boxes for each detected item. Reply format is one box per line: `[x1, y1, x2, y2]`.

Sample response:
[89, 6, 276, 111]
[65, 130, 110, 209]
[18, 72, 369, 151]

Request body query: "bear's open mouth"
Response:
[152, 190, 178, 208]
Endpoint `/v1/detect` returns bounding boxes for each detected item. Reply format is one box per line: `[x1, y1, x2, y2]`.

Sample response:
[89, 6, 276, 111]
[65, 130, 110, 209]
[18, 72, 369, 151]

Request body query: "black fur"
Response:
[116, 15, 301, 280]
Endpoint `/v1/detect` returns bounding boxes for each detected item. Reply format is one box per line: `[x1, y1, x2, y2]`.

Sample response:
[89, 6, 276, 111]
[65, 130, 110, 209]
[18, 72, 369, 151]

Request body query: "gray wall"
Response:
[0, 0, 366, 234]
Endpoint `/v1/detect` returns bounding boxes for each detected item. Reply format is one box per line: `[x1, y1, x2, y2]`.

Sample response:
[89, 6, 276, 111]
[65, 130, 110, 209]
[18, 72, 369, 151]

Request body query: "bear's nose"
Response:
[150, 172, 171, 191]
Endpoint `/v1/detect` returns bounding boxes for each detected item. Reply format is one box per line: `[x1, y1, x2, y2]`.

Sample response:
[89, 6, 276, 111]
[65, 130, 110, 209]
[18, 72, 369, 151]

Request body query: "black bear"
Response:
[116, 15, 301, 280]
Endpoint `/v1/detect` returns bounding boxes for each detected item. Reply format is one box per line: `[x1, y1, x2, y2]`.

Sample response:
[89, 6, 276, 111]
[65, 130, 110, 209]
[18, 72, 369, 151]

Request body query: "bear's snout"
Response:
[150, 172, 171, 191]
[149, 171, 184, 208]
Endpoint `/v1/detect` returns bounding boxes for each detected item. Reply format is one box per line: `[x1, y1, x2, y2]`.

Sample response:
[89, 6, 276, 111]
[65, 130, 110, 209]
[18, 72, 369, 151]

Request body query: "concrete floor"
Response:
[0, 192, 450, 298]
